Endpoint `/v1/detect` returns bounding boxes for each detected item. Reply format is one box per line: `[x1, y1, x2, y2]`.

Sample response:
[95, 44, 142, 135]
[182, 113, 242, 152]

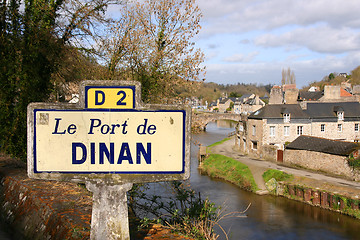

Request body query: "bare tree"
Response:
[281, 67, 296, 85]
[99, 0, 205, 102]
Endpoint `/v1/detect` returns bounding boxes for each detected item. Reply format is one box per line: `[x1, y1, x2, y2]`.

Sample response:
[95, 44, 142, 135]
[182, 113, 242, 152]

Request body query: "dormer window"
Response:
[283, 113, 290, 123]
[333, 106, 344, 121]
[281, 108, 291, 123]
[337, 111, 344, 121]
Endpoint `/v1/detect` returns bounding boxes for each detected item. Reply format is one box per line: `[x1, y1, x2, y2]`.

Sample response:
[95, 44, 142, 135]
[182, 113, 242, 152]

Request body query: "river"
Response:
[189, 120, 360, 240]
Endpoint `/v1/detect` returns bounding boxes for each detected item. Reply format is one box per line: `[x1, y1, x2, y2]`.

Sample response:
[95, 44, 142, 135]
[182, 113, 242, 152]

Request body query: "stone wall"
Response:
[284, 149, 360, 180]
[276, 182, 360, 218]
[311, 121, 360, 142]
[246, 118, 264, 158]
[269, 87, 283, 104]
[261, 145, 277, 161]
[284, 88, 299, 104]
[0, 154, 190, 239]
[191, 112, 242, 132]
[263, 120, 312, 148]
[0, 155, 91, 239]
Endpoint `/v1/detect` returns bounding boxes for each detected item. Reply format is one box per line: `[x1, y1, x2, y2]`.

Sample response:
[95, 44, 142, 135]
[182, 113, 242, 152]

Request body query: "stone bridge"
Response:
[191, 112, 243, 132]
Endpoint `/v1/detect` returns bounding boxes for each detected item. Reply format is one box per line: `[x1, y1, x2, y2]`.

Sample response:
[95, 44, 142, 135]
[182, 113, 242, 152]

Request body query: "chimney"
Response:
[300, 101, 307, 110]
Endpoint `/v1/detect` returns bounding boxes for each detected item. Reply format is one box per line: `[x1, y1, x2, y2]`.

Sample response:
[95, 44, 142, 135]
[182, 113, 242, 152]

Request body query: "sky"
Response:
[194, 0, 360, 88]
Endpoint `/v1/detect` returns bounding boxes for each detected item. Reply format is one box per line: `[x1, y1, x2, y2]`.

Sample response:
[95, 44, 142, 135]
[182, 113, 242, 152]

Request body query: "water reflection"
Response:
[215, 119, 237, 129]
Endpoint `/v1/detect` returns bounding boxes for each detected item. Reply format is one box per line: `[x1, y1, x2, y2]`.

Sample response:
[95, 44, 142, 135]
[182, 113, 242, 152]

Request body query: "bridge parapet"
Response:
[191, 112, 243, 132]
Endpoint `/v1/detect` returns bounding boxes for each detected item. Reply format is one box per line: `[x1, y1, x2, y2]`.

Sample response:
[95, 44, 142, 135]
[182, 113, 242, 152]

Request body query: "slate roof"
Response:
[240, 94, 252, 101]
[219, 98, 233, 104]
[298, 91, 323, 101]
[248, 104, 309, 119]
[286, 135, 360, 156]
[230, 97, 242, 103]
[209, 102, 217, 107]
[244, 98, 256, 105]
[305, 102, 360, 119]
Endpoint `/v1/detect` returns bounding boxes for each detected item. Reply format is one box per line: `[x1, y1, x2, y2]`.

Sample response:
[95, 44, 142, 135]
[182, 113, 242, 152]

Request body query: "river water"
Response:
[189, 121, 360, 240]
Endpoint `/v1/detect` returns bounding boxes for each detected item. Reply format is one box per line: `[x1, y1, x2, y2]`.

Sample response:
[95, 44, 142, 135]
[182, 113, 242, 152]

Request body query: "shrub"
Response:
[347, 155, 360, 169]
[128, 181, 221, 239]
[262, 169, 293, 183]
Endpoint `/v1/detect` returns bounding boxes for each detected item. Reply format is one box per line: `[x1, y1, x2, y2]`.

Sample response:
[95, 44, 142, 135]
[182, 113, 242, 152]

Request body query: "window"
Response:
[338, 124, 342, 132]
[321, 124, 325, 132]
[284, 126, 290, 136]
[270, 126, 275, 137]
[252, 125, 256, 136]
[297, 126, 303, 136]
[337, 111, 344, 121]
[355, 123, 359, 132]
[284, 113, 290, 123]
[252, 141, 258, 150]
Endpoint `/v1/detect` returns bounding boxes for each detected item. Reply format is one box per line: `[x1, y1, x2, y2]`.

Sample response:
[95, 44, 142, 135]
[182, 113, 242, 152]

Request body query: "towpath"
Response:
[210, 137, 360, 196]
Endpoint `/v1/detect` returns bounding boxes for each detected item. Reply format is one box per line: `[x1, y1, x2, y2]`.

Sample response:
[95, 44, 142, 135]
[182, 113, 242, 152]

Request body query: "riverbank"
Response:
[201, 137, 360, 219]
[199, 153, 258, 192]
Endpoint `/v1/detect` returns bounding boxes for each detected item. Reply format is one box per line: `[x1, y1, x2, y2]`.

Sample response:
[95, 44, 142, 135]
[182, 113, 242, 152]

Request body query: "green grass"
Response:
[207, 137, 231, 149]
[262, 169, 293, 183]
[201, 154, 258, 192]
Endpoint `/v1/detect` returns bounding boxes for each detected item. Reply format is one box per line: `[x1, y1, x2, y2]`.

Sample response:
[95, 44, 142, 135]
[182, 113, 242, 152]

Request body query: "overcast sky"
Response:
[195, 0, 360, 87]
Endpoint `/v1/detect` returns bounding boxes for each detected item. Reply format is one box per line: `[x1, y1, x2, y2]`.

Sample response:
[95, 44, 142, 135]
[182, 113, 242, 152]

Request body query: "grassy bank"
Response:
[207, 137, 231, 148]
[200, 153, 258, 192]
[262, 169, 293, 182]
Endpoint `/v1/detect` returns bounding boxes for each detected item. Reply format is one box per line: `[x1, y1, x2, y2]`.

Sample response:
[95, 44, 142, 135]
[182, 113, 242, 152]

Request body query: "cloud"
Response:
[254, 25, 360, 53]
[195, 0, 360, 87]
[197, 0, 360, 35]
[205, 51, 219, 61]
[205, 52, 360, 87]
[223, 52, 259, 63]
[240, 39, 251, 44]
[207, 43, 219, 49]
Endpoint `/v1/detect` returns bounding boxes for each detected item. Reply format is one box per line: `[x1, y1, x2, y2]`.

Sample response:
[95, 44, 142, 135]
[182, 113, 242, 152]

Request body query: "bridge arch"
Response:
[191, 113, 243, 132]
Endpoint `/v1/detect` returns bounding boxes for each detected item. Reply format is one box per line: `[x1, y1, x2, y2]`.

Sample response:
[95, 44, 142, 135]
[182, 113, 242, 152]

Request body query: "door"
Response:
[277, 150, 283, 162]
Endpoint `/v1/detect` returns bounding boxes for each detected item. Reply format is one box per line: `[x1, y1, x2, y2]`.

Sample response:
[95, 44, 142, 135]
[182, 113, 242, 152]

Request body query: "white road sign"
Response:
[32, 109, 185, 174]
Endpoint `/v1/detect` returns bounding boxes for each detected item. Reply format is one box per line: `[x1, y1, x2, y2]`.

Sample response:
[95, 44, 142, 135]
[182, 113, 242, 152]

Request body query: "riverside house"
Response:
[237, 102, 360, 160]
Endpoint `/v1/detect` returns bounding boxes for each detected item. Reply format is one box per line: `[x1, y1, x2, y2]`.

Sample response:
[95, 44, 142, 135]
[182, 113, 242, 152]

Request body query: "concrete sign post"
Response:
[27, 80, 191, 239]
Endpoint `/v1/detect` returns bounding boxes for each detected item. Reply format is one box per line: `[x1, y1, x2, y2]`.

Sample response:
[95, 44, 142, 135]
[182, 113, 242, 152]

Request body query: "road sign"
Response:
[33, 109, 185, 174]
[85, 86, 135, 109]
[27, 80, 191, 240]
[27, 80, 191, 184]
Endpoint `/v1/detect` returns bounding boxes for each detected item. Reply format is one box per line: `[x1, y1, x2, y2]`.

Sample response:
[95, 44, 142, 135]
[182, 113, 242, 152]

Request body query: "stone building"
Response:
[284, 135, 360, 180]
[217, 98, 233, 113]
[269, 86, 283, 104]
[238, 104, 310, 159]
[233, 94, 265, 115]
[237, 102, 360, 160]
[269, 84, 299, 105]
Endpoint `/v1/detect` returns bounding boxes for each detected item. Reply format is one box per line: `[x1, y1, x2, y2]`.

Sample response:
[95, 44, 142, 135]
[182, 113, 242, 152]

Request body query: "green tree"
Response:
[229, 92, 241, 98]
[351, 66, 360, 84]
[0, 0, 121, 159]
